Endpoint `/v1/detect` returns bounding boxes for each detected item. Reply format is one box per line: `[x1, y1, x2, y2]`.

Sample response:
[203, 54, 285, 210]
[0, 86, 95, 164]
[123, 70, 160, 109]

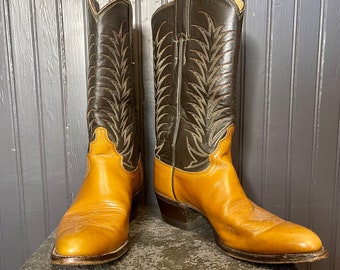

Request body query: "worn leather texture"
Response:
[55, 127, 143, 257]
[154, 125, 323, 255]
[153, 0, 326, 258]
[53, 0, 143, 262]
[87, 0, 139, 171]
[152, 0, 243, 171]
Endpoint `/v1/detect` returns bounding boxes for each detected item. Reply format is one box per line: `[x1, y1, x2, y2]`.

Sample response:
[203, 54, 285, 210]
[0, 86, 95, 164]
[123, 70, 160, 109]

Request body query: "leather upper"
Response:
[55, 127, 143, 256]
[87, 0, 139, 171]
[152, 0, 325, 257]
[54, 0, 142, 258]
[152, 0, 243, 171]
[154, 125, 323, 254]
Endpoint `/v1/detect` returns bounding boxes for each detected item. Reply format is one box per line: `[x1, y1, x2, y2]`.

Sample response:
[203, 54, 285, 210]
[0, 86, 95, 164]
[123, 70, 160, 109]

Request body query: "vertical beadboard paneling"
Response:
[8, 0, 47, 256]
[334, 110, 340, 269]
[286, 0, 299, 223]
[0, 0, 27, 268]
[0, 211, 4, 270]
[264, 0, 295, 218]
[241, 0, 340, 269]
[262, 0, 273, 210]
[290, 5, 324, 268]
[307, 1, 329, 269]
[289, 0, 321, 230]
[34, 0, 68, 230]
[310, 0, 340, 269]
[30, 0, 49, 236]
[242, 0, 269, 204]
[60, 0, 88, 205]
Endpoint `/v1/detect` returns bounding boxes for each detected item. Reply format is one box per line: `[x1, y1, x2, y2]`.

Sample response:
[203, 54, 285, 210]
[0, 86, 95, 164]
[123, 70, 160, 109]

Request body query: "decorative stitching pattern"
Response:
[184, 11, 236, 169]
[153, 21, 174, 161]
[87, 19, 138, 171]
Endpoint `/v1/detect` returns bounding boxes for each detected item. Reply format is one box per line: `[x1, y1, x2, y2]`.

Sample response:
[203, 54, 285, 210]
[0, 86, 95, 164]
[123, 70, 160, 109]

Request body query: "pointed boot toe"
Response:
[51, 0, 143, 266]
[270, 222, 323, 254]
[217, 222, 327, 263]
[53, 224, 129, 264]
[216, 217, 328, 264]
[152, 0, 327, 263]
[51, 128, 142, 266]
[51, 200, 132, 265]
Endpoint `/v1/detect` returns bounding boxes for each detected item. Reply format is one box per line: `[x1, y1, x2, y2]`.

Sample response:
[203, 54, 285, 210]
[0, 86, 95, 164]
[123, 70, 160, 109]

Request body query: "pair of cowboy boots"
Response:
[50, 0, 328, 266]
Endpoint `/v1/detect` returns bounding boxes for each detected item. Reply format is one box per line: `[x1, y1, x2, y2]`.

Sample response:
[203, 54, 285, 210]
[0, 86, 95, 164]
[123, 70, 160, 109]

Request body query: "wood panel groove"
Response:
[286, 0, 299, 220]
[331, 106, 340, 269]
[262, 0, 274, 206]
[310, 0, 326, 231]
[55, 0, 71, 209]
[60, 0, 88, 205]
[10, 0, 46, 256]
[82, 0, 89, 78]
[29, 0, 50, 236]
[4, 0, 29, 261]
[241, 0, 268, 203]
[0, 222, 6, 269]
[0, 0, 7, 266]
[0, 209, 5, 270]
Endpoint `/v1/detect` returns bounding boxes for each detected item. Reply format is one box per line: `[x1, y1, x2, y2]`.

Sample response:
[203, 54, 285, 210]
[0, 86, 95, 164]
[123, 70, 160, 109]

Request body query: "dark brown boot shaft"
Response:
[87, 0, 139, 171]
[152, 0, 243, 171]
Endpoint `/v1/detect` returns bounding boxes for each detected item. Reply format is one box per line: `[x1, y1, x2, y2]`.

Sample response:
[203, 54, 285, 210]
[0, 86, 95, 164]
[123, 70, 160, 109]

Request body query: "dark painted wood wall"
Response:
[0, 0, 339, 269]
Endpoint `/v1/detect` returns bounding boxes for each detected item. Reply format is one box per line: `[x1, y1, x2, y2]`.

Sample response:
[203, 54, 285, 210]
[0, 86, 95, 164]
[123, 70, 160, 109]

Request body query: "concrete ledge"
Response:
[21, 206, 300, 270]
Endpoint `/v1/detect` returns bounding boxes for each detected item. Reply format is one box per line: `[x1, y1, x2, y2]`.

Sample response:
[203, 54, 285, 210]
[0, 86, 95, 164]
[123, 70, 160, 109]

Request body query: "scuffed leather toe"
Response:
[55, 224, 127, 257]
[261, 222, 323, 254]
[54, 201, 130, 258]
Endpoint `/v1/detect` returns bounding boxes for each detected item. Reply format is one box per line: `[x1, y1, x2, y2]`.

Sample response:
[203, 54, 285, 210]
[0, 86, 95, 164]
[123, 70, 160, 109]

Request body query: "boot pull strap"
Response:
[174, 0, 191, 40]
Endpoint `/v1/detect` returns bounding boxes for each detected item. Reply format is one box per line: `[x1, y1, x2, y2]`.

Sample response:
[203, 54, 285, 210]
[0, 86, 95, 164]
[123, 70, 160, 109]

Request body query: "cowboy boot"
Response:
[50, 0, 143, 265]
[152, 0, 328, 264]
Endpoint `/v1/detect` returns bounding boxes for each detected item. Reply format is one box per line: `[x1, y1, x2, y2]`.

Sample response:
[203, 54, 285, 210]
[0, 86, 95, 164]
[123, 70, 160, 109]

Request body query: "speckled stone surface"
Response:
[21, 206, 299, 270]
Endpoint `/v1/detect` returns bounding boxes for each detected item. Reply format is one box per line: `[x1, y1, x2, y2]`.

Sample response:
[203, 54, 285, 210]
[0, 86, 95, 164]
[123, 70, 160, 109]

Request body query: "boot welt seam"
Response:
[50, 239, 129, 266]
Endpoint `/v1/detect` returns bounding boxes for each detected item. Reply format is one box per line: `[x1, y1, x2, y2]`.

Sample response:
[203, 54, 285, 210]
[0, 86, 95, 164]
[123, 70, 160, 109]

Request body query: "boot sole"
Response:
[50, 190, 142, 266]
[50, 240, 129, 266]
[156, 193, 329, 264]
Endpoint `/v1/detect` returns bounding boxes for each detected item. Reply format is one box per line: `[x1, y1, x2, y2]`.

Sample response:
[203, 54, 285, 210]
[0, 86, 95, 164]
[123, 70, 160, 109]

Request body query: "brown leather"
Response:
[152, 0, 243, 171]
[87, 0, 139, 171]
[152, 0, 327, 261]
[52, 0, 143, 264]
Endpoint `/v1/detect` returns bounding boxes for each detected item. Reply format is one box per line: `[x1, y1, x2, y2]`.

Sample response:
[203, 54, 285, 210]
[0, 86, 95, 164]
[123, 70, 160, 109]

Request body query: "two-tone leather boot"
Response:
[50, 0, 143, 265]
[152, 0, 328, 263]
